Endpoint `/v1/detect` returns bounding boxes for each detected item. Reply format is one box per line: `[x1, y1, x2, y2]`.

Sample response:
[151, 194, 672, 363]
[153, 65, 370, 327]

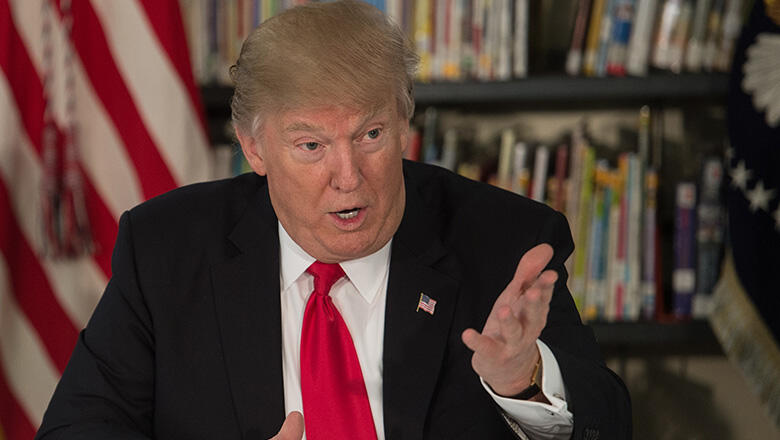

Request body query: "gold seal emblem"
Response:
[767, 0, 780, 26]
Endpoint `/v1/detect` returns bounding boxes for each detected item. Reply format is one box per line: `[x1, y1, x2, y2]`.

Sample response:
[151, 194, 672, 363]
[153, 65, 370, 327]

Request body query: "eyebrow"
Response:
[282, 106, 388, 135]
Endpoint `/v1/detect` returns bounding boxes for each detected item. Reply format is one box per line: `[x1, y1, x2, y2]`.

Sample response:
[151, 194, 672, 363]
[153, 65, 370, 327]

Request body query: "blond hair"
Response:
[230, 0, 419, 137]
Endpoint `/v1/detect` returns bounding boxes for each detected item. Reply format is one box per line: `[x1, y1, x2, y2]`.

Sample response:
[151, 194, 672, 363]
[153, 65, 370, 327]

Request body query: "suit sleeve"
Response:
[538, 210, 633, 440]
[35, 212, 154, 440]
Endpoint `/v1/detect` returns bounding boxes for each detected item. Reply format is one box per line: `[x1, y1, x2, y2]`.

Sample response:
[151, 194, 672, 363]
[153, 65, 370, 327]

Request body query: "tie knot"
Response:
[307, 261, 345, 296]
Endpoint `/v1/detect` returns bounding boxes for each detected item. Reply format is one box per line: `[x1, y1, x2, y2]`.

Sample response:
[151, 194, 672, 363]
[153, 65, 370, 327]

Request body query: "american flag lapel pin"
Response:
[416, 292, 436, 315]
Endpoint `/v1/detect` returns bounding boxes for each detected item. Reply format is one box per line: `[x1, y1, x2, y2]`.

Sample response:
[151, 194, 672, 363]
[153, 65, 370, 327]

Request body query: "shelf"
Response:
[200, 73, 729, 117]
[591, 319, 724, 357]
[413, 73, 729, 108]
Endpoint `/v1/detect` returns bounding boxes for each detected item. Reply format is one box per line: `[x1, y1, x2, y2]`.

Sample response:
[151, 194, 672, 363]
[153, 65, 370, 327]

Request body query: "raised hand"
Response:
[461, 243, 558, 398]
[270, 411, 304, 440]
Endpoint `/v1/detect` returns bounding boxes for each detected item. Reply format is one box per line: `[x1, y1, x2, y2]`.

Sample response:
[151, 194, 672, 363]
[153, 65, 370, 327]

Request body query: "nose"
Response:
[328, 142, 362, 192]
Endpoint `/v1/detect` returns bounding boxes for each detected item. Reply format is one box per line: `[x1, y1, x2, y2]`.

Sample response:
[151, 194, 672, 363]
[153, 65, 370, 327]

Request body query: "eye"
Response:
[366, 128, 381, 140]
[300, 141, 320, 151]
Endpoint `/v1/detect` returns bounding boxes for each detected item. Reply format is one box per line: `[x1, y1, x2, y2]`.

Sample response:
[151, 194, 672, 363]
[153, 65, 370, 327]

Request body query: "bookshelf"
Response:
[200, 72, 730, 143]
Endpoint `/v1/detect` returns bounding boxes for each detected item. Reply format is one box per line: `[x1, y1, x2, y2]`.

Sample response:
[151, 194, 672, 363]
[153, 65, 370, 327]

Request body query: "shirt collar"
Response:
[278, 222, 391, 303]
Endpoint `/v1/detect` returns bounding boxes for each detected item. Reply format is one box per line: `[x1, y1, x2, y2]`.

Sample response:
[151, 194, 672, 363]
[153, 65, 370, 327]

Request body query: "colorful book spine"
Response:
[415, 0, 434, 81]
[673, 182, 697, 319]
[606, 0, 636, 76]
[583, 160, 611, 321]
[583, 0, 608, 76]
[571, 146, 595, 311]
[594, 0, 617, 77]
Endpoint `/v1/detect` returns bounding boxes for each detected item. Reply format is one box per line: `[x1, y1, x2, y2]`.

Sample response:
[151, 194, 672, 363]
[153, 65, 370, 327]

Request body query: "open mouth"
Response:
[334, 207, 361, 219]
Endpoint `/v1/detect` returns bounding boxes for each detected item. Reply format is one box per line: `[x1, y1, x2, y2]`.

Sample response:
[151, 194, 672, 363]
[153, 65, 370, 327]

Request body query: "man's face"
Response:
[238, 102, 408, 263]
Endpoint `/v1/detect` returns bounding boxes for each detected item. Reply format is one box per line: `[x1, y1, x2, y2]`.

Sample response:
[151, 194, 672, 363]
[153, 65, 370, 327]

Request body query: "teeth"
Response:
[336, 209, 360, 219]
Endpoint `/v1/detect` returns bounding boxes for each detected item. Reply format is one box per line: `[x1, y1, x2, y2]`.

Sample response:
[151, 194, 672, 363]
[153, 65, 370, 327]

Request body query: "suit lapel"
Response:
[211, 183, 286, 438]
[383, 172, 460, 439]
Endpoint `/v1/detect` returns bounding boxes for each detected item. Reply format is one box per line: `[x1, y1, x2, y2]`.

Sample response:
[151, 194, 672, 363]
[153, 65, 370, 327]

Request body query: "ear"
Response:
[399, 120, 410, 154]
[236, 127, 267, 176]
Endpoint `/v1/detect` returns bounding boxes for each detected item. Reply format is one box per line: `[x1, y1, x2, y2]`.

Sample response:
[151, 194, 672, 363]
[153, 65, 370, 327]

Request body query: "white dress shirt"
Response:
[278, 223, 573, 439]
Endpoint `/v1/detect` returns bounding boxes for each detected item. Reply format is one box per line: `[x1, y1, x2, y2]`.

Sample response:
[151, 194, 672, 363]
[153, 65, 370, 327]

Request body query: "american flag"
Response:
[417, 293, 436, 315]
[0, 1, 211, 438]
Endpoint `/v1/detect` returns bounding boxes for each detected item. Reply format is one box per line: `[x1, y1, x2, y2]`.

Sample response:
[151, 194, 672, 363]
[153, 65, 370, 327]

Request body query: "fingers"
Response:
[512, 243, 554, 289]
[271, 411, 304, 440]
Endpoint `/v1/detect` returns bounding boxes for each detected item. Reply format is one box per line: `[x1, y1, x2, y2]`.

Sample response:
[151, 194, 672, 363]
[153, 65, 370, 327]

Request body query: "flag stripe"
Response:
[136, 0, 208, 133]
[0, 251, 61, 432]
[90, 0, 212, 185]
[0, 361, 35, 440]
[0, 0, 45, 150]
[55, 0, 178, 198]
[0, 177, 79, 373]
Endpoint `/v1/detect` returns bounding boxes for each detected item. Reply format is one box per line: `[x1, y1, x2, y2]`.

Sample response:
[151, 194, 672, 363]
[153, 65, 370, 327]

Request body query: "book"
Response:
[624, 154, 643, 320]
[641, 168, 658, 320]
[531, 145, 550, 202]
[511, 142, 530, 196]
[685, 0, 713, 72]
[583, 0, 608, 76]
[571, 145, 595, 312]
[667, 0, 694, 73]
[566, 0, 594, 76]
[604, 167, 623, 321]
[415, 0, 434, 81]
[626, 0, 659, 76]
[673, 182, 697, 319]
[553, 144, 569, 212]
[702, 0, 724, 71]
[514, 0, 529, 78]
[495, 0, 513, 80]
[652, 0, 683, 70]
[583, 160, 611, 321]
[440, 128, 459, 171]
[422, 107, 439, 163]
[693, 157, 724, 316]
[594, 0, 618, 77]
[606, 0, 637, 76]
[497, 128, 515, 189]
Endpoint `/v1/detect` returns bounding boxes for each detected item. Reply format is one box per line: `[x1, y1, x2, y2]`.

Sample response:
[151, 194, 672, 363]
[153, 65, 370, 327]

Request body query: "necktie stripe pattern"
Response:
[0, 0, 210, 436]
[301, 261, 377, 440]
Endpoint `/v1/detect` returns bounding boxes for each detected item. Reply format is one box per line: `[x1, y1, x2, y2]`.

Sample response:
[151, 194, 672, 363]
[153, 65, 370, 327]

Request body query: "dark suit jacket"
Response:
[36, 160, 631, 439]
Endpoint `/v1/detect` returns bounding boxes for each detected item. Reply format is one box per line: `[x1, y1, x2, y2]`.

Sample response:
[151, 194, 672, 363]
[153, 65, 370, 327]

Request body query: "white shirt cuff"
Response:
[480, 340, 574, 440]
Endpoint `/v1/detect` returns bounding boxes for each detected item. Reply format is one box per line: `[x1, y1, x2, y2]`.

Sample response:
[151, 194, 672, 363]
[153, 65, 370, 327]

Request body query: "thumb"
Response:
[271, 411, 304, 440]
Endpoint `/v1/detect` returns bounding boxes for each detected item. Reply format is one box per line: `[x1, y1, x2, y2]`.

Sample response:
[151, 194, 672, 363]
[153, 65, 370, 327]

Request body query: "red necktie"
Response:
[300, 261, 377, 440]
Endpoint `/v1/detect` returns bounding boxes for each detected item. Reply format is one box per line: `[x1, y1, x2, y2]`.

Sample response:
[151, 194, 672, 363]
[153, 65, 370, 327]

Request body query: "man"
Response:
[36, 1, 631, 439]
